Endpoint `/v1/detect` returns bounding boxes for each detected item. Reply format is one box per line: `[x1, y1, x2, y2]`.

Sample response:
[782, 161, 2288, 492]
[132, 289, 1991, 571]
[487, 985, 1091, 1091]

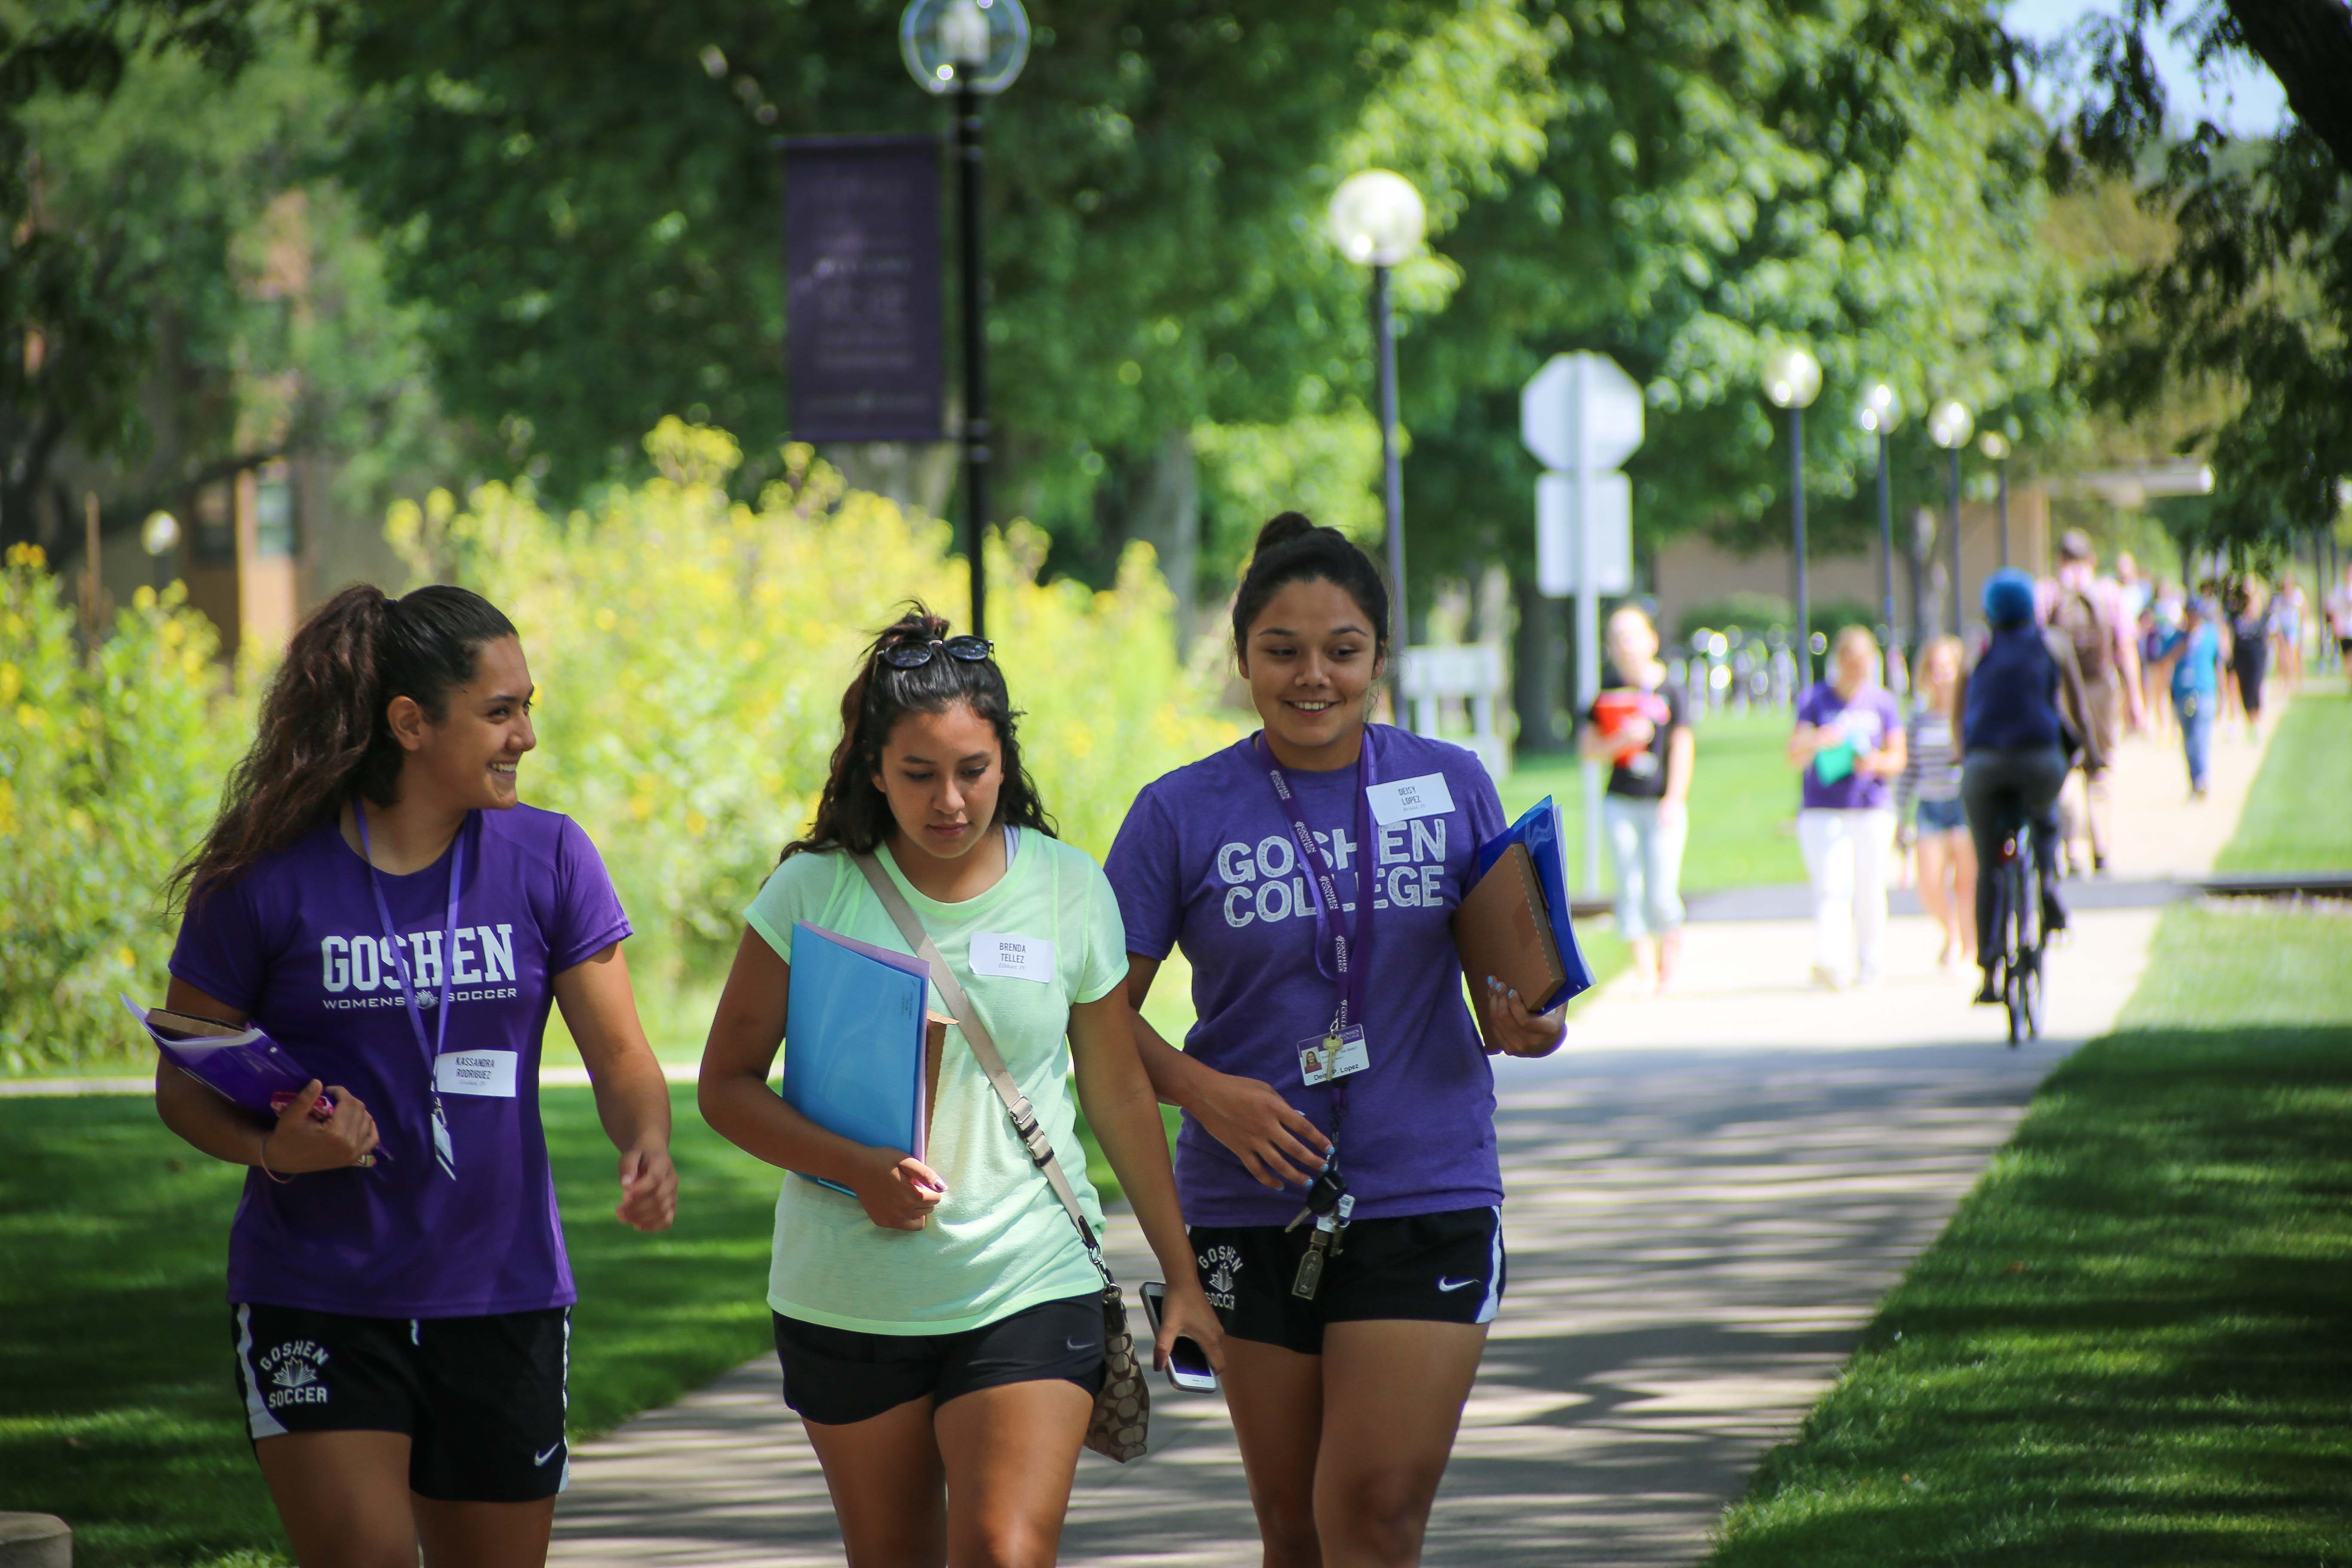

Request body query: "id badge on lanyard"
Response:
[357, 807, 466, 1181]
[1257, 733, 1377, 1099]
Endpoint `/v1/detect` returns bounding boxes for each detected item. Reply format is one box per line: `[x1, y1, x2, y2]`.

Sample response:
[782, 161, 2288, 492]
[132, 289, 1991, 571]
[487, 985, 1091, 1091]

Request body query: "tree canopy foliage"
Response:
[0, 1, 450, 550]
[2058, 0, 2352, 548]
[15, 0, 2318, 604]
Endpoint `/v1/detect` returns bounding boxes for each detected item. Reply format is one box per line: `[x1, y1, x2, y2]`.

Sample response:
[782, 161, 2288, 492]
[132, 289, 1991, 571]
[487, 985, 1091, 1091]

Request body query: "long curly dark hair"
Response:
[783, 604, 1055, 861]
[168, 584, 516, 910]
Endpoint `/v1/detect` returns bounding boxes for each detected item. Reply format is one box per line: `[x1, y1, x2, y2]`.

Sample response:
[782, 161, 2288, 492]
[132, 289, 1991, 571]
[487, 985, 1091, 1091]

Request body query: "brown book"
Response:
[1451, 840, 1567, 1007]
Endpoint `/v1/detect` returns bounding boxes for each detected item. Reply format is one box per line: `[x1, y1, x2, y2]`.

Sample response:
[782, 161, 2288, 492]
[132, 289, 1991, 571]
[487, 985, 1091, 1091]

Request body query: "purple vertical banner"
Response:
[783, 135, 945, 443]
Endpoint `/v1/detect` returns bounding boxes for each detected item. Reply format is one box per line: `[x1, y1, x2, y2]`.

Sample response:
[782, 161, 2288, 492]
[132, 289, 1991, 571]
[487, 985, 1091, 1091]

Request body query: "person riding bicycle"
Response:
[1954, 570, 2106, 1006]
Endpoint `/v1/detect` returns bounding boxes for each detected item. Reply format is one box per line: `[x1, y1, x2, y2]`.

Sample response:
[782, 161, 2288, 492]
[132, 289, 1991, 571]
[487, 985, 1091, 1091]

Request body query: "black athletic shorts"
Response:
[772, 1292, 1107, 1427]
[231, 1302, 571, 1503]
[1191, 1205, 1506, 1356]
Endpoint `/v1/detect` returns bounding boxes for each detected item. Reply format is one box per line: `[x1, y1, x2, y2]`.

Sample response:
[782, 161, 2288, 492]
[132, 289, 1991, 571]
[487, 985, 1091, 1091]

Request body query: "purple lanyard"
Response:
[356, 805, 465, 1180]
[1255, 727, 1378, 1036]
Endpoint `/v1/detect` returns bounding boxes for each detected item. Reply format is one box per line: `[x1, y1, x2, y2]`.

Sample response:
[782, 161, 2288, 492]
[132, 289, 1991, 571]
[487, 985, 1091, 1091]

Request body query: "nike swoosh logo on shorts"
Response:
[535, 1442, 564, 1466]
[1065, 1337, 1091, 1351]
[1436, 1277, 1479, 1292]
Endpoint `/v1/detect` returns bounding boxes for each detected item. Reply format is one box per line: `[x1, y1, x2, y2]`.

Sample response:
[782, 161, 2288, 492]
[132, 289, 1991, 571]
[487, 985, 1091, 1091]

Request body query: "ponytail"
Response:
[783, 602, 1054, 861]
[170, 583, 516, 908]
[1231, 511, 1392, 660]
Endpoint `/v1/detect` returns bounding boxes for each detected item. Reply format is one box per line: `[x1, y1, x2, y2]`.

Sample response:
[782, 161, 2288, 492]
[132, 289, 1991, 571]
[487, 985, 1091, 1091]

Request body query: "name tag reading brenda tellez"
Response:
[434, 1050, 519, 1098]
[1365, 772, 1456, 826]
[968, 933, 1055, 983]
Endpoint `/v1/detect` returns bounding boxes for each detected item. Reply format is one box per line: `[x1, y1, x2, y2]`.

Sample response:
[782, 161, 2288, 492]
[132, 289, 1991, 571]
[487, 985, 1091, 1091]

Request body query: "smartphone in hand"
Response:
[1137, 1281, 1218, 1393]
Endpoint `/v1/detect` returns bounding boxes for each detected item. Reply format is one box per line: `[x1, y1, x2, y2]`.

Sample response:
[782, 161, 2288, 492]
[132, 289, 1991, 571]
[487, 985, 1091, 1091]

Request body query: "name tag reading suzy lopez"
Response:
[434, 1050, 519, 1098]
[1296, 1026, 1371, 1087]
[1365, 772, 1456, 826]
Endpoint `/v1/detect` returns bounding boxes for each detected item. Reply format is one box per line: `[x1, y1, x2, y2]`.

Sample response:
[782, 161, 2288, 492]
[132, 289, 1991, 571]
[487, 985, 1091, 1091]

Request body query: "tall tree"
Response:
[330, 0, 1542, 569]
[2061, 0, 2352, 546]
[0, 4, 450, 553]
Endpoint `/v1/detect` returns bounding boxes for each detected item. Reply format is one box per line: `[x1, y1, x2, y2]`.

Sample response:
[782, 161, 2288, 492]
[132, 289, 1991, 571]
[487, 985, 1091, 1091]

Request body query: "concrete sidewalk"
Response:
[548, 707, 2281, 1568]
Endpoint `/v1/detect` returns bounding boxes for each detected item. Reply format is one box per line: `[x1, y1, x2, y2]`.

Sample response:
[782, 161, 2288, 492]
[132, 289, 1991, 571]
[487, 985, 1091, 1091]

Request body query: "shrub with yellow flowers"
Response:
[397, 419, 1242, 1010]
[0, 545, 251, 1072]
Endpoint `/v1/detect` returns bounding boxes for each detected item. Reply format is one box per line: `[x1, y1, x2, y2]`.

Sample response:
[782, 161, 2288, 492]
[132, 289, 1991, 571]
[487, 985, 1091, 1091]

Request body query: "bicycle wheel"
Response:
[2003, 859, 2030, 1047]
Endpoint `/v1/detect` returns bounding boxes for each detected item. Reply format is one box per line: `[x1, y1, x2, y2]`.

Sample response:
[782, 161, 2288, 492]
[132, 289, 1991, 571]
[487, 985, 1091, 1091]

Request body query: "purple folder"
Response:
[122, 995, 329, 1125]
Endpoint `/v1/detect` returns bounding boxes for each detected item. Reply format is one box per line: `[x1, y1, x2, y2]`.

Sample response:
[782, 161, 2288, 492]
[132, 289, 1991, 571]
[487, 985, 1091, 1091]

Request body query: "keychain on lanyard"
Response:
[1257, 729, 1377, 1299]
[356, 805, 465, 1181]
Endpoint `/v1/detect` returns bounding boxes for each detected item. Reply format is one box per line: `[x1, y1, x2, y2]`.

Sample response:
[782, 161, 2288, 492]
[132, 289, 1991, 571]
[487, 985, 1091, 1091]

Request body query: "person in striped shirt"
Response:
[1896, 636, 1973, 973]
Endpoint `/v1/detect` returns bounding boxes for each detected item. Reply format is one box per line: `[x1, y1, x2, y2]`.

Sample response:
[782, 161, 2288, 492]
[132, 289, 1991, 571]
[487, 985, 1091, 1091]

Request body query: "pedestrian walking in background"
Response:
[2138, 593, 2177, 739]
[1107, 513, 1565, 1568]
[1788, 627, 1908, 990]
[2271, 574, 2307, 691]
[2151, 596, 2224, 798]
[2116, 551, 2151, 620]
[2226, 574, 2271, 741]
[1580, 605, 1694, 995]
[698, 608, 1218, 1568]
[2039, 530, 2141, 876]
[2327, 563, 2352, 678]
[156, 585, 679, 1568]
[1896, 635, 1974, 974]
[1957, 570, 2105, 1005]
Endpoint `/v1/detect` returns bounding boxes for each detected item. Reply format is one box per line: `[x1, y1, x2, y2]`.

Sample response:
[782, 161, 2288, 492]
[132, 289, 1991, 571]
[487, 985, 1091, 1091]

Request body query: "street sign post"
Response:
[1522, 352, 1644, 898]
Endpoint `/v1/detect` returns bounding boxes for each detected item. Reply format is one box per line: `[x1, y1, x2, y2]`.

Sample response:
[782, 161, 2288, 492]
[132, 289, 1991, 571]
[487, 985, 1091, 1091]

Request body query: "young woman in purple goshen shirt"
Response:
[1105, 513, 1568, 1568]
[156, 584, 678, 1568]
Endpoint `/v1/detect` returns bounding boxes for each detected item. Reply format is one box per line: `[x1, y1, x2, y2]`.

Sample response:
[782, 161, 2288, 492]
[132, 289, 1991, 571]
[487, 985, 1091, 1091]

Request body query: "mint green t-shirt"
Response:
[743, 832, 1127, 1334]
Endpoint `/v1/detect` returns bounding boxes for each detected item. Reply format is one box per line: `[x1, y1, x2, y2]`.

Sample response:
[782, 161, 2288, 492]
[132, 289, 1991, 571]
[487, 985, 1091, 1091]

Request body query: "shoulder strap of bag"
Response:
[852, 852, 1115, 1286]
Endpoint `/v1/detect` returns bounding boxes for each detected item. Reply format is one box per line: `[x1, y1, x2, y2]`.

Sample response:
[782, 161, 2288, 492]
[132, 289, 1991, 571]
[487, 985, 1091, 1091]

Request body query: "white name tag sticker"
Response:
[1366, 772, 1456, 826]
[434, 1050, 519, 1098]
[968, 933, 1056, 983]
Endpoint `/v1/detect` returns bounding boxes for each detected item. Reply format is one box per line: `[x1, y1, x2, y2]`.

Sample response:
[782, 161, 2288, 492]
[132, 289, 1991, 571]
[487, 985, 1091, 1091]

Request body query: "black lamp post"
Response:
[1765, 345, 1823, 686]
[1980, 431, 2011, 569]
[1929, 399, 1973, 635]
[1859, 382, 1903, 684]
[1328, 170, 1426, 708]
[902, 0, 1029, 640]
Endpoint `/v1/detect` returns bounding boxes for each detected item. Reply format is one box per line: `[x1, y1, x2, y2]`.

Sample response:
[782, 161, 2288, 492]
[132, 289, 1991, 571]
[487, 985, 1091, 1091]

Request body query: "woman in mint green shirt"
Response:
[699, 607, 1219, 1566]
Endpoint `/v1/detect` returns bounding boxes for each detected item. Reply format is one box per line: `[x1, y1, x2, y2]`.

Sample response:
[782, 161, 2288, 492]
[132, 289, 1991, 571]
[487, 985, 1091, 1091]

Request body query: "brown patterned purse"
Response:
[855, 855, 1151, 1462]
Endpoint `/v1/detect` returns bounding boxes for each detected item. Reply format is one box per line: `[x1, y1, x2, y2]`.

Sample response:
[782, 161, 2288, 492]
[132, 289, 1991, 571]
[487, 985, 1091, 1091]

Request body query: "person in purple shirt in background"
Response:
[1106, 512, 1565, 1568]
[158, 584, 677, 1568]
[1788, 626, 1908, 989]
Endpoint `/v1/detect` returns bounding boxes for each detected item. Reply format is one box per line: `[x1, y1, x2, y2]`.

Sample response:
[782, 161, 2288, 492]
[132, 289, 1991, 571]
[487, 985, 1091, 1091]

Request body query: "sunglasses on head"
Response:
[878, 635, 995, 669]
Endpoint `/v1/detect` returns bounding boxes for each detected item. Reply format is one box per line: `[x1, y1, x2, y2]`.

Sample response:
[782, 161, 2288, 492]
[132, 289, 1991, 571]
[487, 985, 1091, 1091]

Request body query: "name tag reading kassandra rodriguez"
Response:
[969, 933, 1055, 983]
[1366, 772, 1456, 826]
[434, 1050, 520, 1098]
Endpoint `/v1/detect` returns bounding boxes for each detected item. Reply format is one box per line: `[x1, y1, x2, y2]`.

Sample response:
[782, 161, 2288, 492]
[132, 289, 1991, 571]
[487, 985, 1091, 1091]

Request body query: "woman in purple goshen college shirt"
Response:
[157, 585, 678, 1568]
[1105, 514, 1568, 1568]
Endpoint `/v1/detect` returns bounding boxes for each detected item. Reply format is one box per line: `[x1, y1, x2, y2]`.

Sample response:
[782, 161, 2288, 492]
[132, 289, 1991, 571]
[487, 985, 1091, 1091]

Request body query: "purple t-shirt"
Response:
[1105, 726, 1509, 1227]
[169, 805, 631, 1317]
[1796, 682, 1904, 811]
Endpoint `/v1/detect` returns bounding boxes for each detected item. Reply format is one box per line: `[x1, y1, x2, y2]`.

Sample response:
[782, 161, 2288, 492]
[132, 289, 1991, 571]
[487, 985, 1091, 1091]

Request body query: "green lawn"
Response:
[1504, 705, 1807, 893]
[1706, 903, 2352, 1563]
[0, 1085, 781, 1568]
[2213, 677, 2352, 874]
[1708, 698, 2352, 1562]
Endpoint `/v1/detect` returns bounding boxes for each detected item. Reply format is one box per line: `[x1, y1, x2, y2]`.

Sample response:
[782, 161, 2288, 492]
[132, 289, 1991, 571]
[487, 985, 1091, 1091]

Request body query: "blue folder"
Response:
[1470, 796, 1597, 1013]
[783, 922, 934, 1195]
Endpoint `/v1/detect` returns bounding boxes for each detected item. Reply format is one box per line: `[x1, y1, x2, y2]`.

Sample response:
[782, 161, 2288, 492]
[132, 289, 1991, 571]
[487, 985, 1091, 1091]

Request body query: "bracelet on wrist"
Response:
[257, 1130, 294, 1185]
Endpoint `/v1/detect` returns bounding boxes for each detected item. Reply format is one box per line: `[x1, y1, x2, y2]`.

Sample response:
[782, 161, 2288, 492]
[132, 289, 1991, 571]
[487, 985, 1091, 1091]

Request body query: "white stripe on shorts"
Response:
[1475, 1209, 1503, 1325]
[234, 1305, 288, 1439]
